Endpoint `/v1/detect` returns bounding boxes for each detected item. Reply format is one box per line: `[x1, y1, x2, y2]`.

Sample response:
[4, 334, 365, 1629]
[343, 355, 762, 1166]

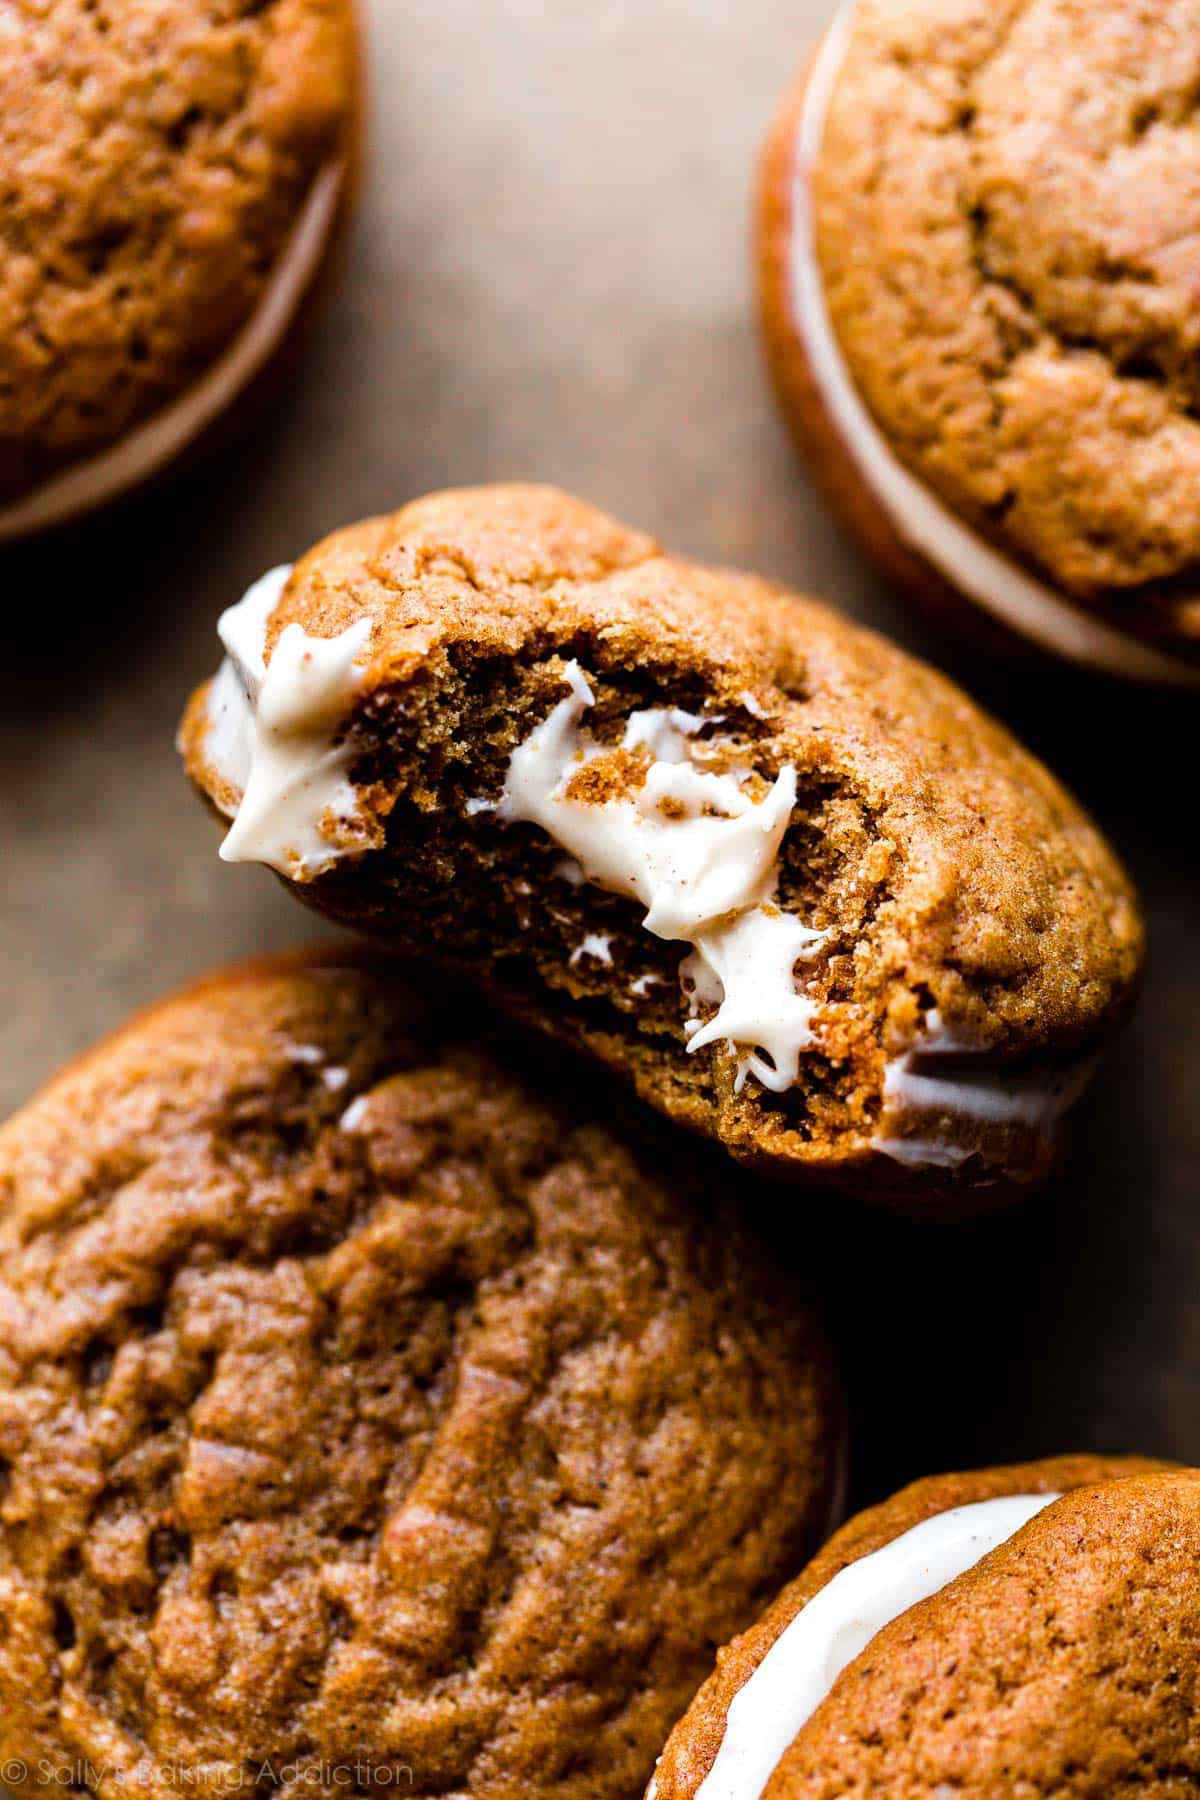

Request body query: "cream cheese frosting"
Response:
[883, 1047, 1096, 1129]
[497, 663, 825, 1091]
[686, 1492, 1060, 1800]
[874, 1007, 1098, 1171]
[202, 563, 373, 878]
[788, 6, 1200, 688]
[0, 161, 343, 543]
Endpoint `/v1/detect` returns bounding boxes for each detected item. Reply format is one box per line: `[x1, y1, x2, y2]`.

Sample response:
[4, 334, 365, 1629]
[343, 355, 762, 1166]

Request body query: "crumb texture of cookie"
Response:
[0, 0, 357, 503]
[180, 484, 1143, 1197]
[812, 0, 1200, 643]
[0, 954, 838, 1800]
[651, 1454, 1183, 1800]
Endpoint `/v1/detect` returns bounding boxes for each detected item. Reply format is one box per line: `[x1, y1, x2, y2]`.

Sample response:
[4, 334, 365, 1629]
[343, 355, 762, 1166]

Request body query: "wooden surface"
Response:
[1, 0, 1197, 1512]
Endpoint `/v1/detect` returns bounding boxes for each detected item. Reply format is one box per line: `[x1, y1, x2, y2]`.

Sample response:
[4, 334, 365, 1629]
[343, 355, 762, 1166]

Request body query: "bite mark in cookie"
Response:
[497, 661, 824, 1094]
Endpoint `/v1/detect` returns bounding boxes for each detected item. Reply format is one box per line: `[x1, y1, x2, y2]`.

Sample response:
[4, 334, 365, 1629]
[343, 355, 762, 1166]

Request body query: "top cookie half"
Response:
[0, 0, 359, 537]
[179, 483, 1142, 1201]
[758, 0, 1200, 678]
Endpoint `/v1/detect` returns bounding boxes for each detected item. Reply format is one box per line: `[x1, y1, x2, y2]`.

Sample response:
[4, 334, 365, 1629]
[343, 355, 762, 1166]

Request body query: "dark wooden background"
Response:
[2, 0, 1196, 1513]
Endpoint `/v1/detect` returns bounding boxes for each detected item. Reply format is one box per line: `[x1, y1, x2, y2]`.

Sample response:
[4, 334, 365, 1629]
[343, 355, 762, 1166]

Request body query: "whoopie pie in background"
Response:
[651, 1455, 1195, 1799]
[758, 0, 1200, 686]
[0, 0, 361, 541]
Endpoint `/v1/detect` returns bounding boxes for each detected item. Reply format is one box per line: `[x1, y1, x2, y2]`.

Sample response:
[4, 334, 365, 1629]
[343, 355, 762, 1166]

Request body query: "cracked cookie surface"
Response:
[813, 0, 1200, 642]
[180, 485, 1143, 1200]
[0, 0, 357, 503]
[0, 952, 839, 1800]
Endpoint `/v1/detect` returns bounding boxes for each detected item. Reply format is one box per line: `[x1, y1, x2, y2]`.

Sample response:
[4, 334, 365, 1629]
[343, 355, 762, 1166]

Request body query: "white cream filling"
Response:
[689, 1492, 1059, 1800]
[571, 931, 614, 966]
[203, 563, 373, 878]
[871, 1132, 976, 1171]
[497, 663, 824, 1092]
[883, 1049, 1096, 1130]
[680, 910, 826, 1094]
[789, 8, 1200, 688]
[874, 1007, 1098, 1171]
[0, 161, 343, 543]
[203, 565, 291, 795]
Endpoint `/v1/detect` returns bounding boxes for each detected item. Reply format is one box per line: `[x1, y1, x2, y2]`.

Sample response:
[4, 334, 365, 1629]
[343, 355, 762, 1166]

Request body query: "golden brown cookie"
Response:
[0, 0, 362, 540]
[651, 1453, 1185, 1800]
[0, 951, 841, 1800]
[179, 484, 1143, 1201]
[758, 0, 1200, 685]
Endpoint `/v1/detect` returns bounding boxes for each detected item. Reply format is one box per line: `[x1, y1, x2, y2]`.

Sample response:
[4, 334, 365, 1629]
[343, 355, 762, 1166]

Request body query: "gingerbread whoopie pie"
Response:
[0, 952, 842, 1800]
[0, 0, 360, 540]
[179, 484, 1142, 1201]
[650, 1454, 1192, 1800]
[758, 0, 1200, 685]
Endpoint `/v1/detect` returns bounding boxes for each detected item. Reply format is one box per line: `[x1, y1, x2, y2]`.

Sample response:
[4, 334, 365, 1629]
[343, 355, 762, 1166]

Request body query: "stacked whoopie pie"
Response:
[1, 3, 1196, 1800]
